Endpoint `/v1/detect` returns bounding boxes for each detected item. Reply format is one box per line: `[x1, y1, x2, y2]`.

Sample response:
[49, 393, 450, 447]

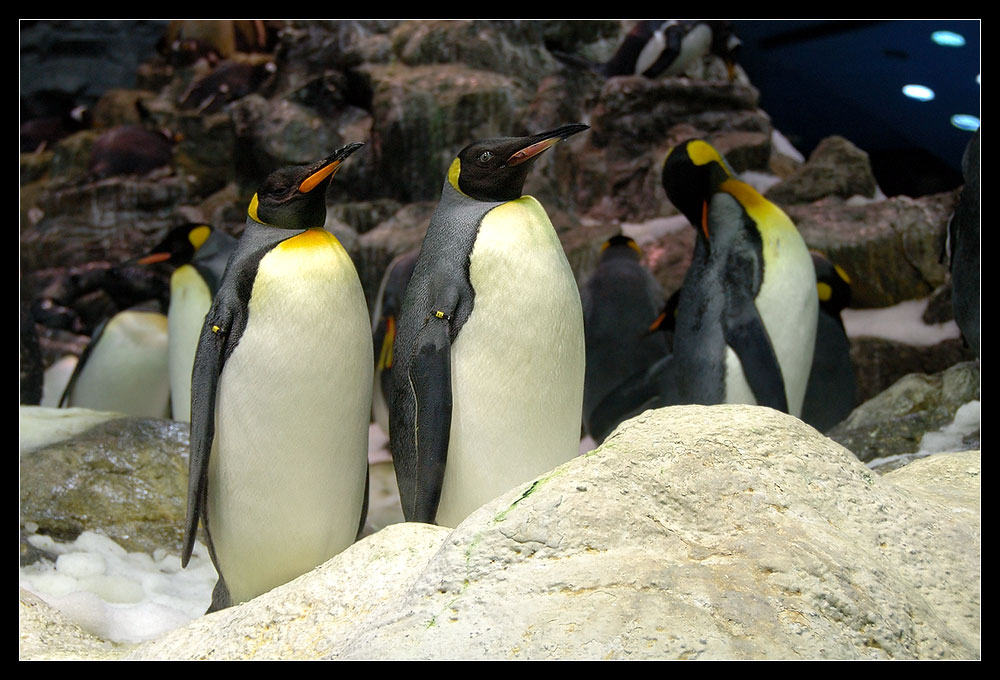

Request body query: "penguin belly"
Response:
[68, 311, 170, 417]
[208, 229, 372, 605]
[167, 265, 213, 421]
[667, 23, 713, 76]
[436, 197, 585, 527]
[724, 214, 817, 416]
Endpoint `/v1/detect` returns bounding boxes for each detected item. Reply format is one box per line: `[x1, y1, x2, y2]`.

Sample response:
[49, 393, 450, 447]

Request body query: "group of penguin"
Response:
[57, 125, 852, 613]
[582, 141, 859, 443]
[178, 126, 592, 610]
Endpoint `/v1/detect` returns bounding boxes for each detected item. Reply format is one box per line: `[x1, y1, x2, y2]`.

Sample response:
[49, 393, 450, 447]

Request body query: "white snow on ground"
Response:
[866, 399, 981, 471]
[842, 298, 962, 345]
[19, 530, 217, 644]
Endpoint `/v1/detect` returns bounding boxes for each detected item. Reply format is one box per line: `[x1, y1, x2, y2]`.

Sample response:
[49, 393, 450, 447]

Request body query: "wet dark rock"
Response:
[19, 409, 190, 558]
[828, 361, 980, 462]
[850, 337, 976, 404]
[766, 135, 879, 205]
[361, 62, 529, 203]
[792, 191, 958, 308]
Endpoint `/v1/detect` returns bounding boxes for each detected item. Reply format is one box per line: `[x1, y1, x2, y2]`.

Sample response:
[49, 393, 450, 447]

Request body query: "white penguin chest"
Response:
[437, 197, 585, 527]
[208, 228, 372, 603]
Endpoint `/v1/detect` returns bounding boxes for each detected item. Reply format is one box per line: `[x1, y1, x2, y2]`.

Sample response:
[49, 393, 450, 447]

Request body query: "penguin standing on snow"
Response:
[390, 124, 589, 528]
[662, 139, 817, 416]
[182, 143, 371, 611]
[581, 234, 667, 443]
[603, 20, 742, 81]
[133, 223, 237, 421]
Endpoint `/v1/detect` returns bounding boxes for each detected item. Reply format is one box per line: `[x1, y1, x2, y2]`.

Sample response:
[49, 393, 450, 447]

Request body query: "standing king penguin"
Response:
[390, 125, 588, 528]
[181, 143, 371, 611]
[662, 139, 817, 416]
[134, 223, 237, 421]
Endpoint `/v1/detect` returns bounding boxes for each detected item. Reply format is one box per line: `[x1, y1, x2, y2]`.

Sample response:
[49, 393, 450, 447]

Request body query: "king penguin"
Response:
[181, 142, 371, 611]
[662, 139, 817, 416]
[581, 234, 667, 443]
[801, 251, 856, 432]
[58, 306, 171, 418]
[390, 124, 588, 528]
[134, 223, 237, 421]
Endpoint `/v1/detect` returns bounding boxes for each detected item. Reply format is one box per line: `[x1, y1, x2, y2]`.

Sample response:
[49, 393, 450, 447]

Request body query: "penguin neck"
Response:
[440, 175, 511, 209]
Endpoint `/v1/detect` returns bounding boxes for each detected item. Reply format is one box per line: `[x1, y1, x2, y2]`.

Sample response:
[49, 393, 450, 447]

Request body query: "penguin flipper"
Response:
[356, 468, 370, 540]
[641, 23, 682, 78]
[407, 316, 453, 523]
[723, 292, 788, 413]
[182, 296, 243, 567]
[58, 316, 111, 407]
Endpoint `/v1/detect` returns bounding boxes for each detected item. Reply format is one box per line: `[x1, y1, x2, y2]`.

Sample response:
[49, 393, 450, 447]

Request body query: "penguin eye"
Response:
[477, 151, 493, 165]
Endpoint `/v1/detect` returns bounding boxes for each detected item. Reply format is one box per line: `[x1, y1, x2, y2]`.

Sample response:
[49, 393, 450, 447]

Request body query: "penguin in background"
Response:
[58, 306, 171, 418]
[948, 127, 980, 356]
[132, 223, 237, 421]
[662, 139, 817, 416]
[87, 125, 177, 179]
[182, 143, 371, 611]
[371, 249, 419, 437]
[581, 234, 667, 443]
[584, 288, 682, 441]
[602, 20, 742, 81]
[800, 252, 857, 432]
[390, 124, 589, 528]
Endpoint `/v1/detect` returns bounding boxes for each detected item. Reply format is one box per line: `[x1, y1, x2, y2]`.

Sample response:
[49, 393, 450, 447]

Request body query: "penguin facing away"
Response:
[390, 124, 589, 528]
[581, 234, 667, 443]
[801, 251, 857, 432]
[662, 139, 817, 416]
[134, 223, 237, 421]
[182, 143, 371, 611]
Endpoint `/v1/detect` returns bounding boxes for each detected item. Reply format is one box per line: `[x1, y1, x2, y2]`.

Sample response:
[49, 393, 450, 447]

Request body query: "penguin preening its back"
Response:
[134, 223, 237, 421]
[581, 235, 667, 443]
[801, 251, 856, 432]
[390, 124, 589, 528]
[182, 143, 371, 611]
[663, 139, 817, 416]
[603, 20, 741, 81]
[371, 249, 419, 436]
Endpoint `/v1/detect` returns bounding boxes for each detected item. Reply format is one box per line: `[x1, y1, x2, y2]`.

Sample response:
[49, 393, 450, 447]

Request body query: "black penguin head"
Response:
[448, 124, 589, 202]
[133, 223, 213, 266]
[249, 142, 364, 229]
[810, 251, 853, 315]
[600, 234, 642, 261]
[662, 139, 735, 231]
